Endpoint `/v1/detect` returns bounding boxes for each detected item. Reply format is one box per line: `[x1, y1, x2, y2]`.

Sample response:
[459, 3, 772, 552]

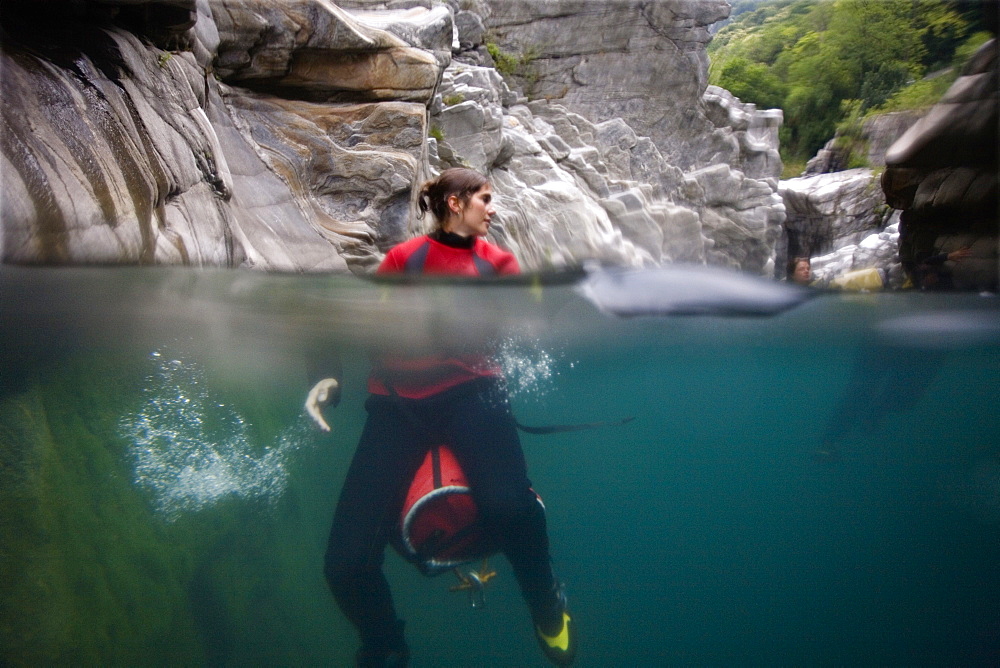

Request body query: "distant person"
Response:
[306, 168, 575, 667]
[788, 256, 812, 285]
[915, 246, 973, 290]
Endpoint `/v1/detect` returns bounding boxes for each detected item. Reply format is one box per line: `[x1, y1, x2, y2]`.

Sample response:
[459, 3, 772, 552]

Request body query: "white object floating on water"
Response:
[577, 264, 811, 317]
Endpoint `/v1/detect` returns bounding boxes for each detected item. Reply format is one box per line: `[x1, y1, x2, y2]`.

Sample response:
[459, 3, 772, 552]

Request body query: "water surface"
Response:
[2, 266, 998, 666]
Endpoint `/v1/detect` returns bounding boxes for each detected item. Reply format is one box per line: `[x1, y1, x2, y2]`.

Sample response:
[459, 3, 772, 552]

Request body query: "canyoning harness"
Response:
[404, 233, 498, 277]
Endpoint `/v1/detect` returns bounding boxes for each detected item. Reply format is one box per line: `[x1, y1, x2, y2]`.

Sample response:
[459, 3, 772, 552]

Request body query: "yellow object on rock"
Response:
[830, 267, 884, 291]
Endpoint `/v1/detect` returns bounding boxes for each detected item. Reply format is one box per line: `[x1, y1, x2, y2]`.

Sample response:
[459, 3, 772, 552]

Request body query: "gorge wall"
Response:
[0, 0, 790, 276]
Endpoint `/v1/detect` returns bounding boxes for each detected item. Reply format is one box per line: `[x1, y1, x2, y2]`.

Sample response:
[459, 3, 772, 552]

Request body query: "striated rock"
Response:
[1, 0, 788, 276]
[425, 3, 786, 275]
[703, 85, 783, 180]
[779, 168, 894, 264]
[0, 0, 442, 271]
[213, 0, 449, 103]
[810, 220, 905, 289]
[481, 0, 730, 171]
[426, 61, 714, 269]
[882, 37, 998, 291]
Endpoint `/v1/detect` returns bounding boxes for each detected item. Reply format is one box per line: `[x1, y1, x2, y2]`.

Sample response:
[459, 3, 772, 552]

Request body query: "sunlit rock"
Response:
[0, 0, 447, 271]
[1, 0, 786, 275]
[481, 0, 730, 169]
[810, 221, 905, 289]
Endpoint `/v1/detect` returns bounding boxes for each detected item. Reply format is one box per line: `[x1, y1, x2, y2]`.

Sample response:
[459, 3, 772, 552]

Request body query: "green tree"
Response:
[707, 0, 981, 165]
[827, 0, 927, 108]
[715, 57, 788, 109]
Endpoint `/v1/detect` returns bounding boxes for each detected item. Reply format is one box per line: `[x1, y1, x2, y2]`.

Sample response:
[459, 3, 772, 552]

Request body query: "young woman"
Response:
[307, 168, 574, 667]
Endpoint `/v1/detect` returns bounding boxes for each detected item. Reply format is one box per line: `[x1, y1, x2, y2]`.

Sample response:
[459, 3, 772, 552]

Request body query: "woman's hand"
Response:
[947, 246, 973, 262]
[306, 378, 341, 432]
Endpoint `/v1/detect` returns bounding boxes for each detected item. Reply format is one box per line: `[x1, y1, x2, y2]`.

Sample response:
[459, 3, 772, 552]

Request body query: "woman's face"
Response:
[446, 184, 495, 237]
[792, 260, 811, 284]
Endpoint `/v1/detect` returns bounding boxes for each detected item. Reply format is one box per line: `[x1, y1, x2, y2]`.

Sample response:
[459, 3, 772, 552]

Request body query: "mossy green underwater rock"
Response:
[0, 345, 358, 664]
[0, 354, 204, 664]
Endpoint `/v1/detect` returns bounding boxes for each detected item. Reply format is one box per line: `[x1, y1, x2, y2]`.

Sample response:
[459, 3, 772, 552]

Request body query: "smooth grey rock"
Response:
[214, 0, 445, 103]
[482, 0, 729, 169]
[0, 0, 445, 271]
[1, 0, 784, 276]
[780, 169, 893, 263]
[810, 219, 905, 289]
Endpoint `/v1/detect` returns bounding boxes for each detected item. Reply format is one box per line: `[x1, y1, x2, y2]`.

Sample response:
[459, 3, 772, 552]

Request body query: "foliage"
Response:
[709, 0, 989, 163]
[714, 57, 787, 109]
[486, 42, 519, 78]
[486, 41, 539, 87]
[875, 71, 955, 112]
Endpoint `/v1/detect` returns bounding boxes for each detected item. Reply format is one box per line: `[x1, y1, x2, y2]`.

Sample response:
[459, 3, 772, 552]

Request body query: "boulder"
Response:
[779, 169, 895, 271]
[213, 0, 449, 103]
[882, 37, 999, 291]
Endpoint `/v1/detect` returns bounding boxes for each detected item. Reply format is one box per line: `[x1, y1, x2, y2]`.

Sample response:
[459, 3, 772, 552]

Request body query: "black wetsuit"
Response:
[323, 232, 560, 661]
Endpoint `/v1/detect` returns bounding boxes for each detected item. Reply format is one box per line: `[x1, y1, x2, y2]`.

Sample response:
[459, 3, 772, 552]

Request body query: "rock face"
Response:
[1, 0, 788, 275]
[478, 0, 731, 171]
[805, 111, 923, 176]
[1, 0, 447, 272]
[780, 168, 895, 262]
[779, 104, 927, 285]
[881, 37, 999, 291]
[809, 220, 905, 290]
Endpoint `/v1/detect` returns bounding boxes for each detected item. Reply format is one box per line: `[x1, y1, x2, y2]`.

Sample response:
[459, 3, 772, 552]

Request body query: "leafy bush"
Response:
[708, 0, 990, 163]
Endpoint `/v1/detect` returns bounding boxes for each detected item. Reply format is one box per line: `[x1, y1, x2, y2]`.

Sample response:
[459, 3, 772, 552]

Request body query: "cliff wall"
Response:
[1, 0, 791, 275]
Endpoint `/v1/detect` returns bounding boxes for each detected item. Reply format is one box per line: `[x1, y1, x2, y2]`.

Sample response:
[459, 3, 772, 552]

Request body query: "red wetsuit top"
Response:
[368, 231, 520, 399]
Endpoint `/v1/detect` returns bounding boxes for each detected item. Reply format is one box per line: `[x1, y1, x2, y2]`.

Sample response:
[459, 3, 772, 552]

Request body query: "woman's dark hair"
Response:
[417, 168, 489, 228]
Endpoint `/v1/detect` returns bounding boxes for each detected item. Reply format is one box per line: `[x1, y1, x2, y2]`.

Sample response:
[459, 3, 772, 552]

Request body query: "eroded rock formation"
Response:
[1, 0, 789, 275]
[1, 0, 447, 271]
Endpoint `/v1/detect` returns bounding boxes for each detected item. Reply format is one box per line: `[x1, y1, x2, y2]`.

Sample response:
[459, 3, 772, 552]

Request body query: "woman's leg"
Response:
[324, 395, 427, 661]
[443, 379, 563, 628]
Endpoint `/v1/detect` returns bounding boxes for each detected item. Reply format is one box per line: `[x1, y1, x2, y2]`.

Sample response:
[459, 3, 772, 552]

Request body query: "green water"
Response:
[2, 267, 999, 666]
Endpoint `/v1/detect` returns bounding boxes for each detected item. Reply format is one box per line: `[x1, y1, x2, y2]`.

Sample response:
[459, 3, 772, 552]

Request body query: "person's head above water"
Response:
[788, 256, 811, 285]
[418, 168, 496, 238]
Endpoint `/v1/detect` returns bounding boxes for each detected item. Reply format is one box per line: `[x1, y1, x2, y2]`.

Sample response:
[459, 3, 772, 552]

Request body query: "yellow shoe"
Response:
[535, 610, 576, 666]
